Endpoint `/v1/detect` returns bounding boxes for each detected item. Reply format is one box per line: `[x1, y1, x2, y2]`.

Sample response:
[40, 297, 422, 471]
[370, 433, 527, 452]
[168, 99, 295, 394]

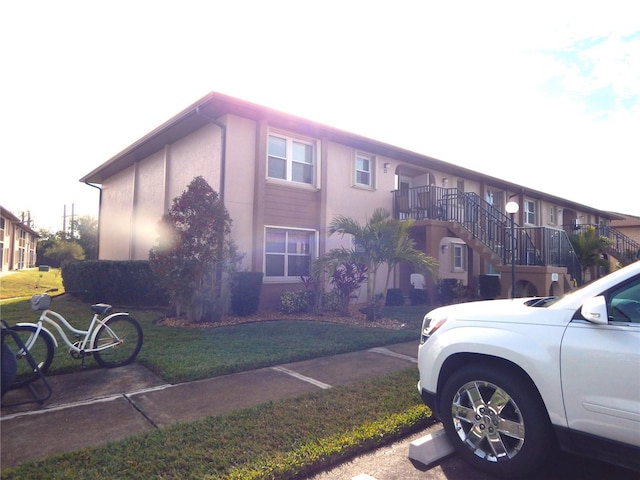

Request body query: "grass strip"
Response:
[224, 405, 430, 480]
[1, 369, 432, 480]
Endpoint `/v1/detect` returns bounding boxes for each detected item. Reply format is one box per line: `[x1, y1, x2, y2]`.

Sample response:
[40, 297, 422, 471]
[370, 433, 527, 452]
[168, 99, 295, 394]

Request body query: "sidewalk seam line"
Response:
[271, 366, 332, 389]
[123, 394, 159, 428]
[368, 347, 418, 363]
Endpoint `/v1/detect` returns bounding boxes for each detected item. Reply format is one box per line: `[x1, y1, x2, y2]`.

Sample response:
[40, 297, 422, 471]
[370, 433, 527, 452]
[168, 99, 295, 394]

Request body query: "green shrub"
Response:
[359, 293, 385, 320]
[319, 290, 342, 312]
[61, 260, 168, 306]
[479, 274, 501, 299]
[230, 272, 263, 316]
[409, 288, 428, 305]
[385, 288, 405, 306]
[280, 290, 315, 314]
[436, 278, 459, 305]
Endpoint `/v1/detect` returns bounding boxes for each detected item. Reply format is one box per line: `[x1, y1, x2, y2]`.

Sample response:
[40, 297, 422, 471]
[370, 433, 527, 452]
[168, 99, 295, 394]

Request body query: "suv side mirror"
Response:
[581, 296, 609, 325]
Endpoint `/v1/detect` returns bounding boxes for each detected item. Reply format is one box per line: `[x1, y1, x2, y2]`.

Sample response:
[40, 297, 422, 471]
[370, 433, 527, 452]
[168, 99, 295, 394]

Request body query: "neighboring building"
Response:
[0, 206, 39, 272]
[80, 92, 640, 308]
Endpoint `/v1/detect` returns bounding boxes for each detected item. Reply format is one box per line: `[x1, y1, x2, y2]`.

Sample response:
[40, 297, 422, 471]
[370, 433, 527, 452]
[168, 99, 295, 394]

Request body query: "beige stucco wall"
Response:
[132, 149, 165, 259]
[100, 166, 135, 260]
[166, 124, 220, 203]
[223, 115, 258, 272]
[323, 141, 396, 251]
[99, 124, 224, 260]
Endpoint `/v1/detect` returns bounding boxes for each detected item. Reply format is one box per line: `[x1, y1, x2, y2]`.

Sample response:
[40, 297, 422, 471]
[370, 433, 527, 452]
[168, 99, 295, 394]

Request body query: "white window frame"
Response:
[452, 243, 467, 271]
[549, 205, 557, 225]
[264, 227, 317, 281]
[267, 131, 318, 186]
[354, 152, 375, 188]
[524, 200, 537, 225]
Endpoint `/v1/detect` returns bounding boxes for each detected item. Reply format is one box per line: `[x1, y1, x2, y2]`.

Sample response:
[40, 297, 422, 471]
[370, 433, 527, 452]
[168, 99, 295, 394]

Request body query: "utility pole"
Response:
[62, 204, 76, 238]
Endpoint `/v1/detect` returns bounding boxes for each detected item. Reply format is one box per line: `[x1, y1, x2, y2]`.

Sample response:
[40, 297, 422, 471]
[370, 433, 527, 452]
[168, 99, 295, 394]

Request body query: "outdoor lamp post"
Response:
[505, 200, 519, 298]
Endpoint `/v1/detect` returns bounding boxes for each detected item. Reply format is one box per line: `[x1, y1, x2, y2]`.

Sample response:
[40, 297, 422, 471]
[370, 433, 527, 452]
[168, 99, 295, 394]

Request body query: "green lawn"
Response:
[0, 268, 64, 300]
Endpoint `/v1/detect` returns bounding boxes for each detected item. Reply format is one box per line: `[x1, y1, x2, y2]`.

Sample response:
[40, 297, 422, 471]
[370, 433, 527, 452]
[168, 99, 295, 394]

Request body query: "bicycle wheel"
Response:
[93, 315, 143, 368]
[9, 325, 55, 388]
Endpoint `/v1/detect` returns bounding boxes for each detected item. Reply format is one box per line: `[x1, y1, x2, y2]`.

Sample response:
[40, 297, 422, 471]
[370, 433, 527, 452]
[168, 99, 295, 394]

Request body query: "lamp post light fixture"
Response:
[505, 200, 519, 298]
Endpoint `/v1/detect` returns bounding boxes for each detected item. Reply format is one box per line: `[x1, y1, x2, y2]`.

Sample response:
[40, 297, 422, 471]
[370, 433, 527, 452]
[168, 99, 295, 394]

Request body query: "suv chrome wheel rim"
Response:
[451, 380, 525, 462]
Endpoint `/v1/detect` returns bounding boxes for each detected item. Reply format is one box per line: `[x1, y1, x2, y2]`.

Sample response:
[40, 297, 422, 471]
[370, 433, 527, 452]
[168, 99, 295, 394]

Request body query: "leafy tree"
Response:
[37, 229, 82, 267]
[43, 240, 85, 266]
[70, 216, 98, 260]
[326, 208, 437, 320]
[569, 225, 610, 284]
[36, 216, 97, 265]
[149, 176, 240, 322]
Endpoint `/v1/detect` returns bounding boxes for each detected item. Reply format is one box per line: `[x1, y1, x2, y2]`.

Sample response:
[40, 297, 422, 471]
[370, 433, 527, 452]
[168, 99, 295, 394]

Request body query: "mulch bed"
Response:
[158, 306, 406, 330]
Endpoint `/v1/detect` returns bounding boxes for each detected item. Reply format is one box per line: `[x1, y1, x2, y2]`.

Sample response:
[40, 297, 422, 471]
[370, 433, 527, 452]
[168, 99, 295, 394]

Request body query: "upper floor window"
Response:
[549, 206, 557, 225]
[265, 227, 315, 279]
[524, 200, 536, 225]
[354, 152, 374, 188]
[268, 133, 316, 185]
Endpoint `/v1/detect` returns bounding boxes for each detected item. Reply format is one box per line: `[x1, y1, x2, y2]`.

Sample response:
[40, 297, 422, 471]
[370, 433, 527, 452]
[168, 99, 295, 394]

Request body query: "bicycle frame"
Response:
[17, 309, 129, 354]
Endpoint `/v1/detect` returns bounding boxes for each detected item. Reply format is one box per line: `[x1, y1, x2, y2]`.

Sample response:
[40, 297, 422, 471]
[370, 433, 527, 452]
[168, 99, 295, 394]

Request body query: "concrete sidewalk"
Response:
[1, 342, 420, 468]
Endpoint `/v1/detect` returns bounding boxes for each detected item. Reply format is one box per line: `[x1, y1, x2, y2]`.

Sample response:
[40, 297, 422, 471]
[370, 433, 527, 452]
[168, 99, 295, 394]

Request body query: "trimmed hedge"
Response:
[409, 288, 428, 306]
[479, 274, 501, 299]
[61, 260, 168, 306]
[230, 272, 264, 316]
[385, 288, 405, 306]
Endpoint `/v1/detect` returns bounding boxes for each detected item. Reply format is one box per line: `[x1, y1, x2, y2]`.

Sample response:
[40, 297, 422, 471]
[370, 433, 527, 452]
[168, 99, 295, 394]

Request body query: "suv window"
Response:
[608, 276, 640, 323]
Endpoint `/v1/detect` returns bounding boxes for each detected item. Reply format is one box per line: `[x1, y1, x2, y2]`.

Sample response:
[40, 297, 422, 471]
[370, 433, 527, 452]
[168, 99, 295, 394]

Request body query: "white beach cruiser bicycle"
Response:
[10, 289, 143, 388]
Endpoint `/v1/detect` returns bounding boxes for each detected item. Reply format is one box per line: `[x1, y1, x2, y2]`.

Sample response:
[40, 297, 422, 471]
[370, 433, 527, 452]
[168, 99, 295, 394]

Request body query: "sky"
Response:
[1, 1, 639, 232]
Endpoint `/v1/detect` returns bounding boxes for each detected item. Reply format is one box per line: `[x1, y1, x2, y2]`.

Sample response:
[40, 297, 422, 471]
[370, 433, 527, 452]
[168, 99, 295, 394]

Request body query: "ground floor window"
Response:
[265, 227, 315, 278]
[452, 243, 467, 271]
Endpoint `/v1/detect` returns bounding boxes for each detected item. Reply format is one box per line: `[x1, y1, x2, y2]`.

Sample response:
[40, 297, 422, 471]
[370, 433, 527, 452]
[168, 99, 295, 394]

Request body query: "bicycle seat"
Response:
[91, 304, 113, 315]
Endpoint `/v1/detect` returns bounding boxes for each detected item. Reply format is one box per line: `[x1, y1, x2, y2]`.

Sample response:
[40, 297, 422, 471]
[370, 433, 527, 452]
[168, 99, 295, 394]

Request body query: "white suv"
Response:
[418, 261, 640, 478]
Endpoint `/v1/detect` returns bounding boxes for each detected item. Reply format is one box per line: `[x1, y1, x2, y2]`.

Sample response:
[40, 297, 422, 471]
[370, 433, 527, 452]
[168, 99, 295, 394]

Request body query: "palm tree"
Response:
[327, 208, 437, 320]
[569, 225, 610, 284]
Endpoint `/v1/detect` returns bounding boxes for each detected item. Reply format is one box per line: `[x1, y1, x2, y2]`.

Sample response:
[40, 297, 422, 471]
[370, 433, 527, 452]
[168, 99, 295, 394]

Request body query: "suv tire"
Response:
[440, 363, 554, 478]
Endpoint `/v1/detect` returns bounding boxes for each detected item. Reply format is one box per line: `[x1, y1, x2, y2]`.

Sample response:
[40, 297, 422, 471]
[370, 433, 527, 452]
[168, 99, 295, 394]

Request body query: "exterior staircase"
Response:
[571, 224, 640, 264]
[396, 186, 580, 283]
[395, 186, 638, 287]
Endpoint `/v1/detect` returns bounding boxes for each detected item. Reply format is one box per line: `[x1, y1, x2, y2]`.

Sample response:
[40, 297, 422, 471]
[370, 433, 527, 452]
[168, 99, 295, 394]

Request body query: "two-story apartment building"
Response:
[0, 206, 39, 272]
[80, 92, 638, 308]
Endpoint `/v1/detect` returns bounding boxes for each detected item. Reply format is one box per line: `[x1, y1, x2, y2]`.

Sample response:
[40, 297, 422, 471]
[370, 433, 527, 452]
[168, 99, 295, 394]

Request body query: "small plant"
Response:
[359, 293, 385, 320]
[280, 290, 315, 314]
[330, 262, 367, 316]
[409, 288, 428, 306]
[319, 290, 342, 312]
[385, 288, 405, 306]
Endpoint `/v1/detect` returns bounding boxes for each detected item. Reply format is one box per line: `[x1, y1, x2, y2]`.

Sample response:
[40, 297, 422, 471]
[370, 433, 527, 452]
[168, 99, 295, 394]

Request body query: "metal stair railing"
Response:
[568, 224, 640, 262]
[393, 186, 581, 281]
